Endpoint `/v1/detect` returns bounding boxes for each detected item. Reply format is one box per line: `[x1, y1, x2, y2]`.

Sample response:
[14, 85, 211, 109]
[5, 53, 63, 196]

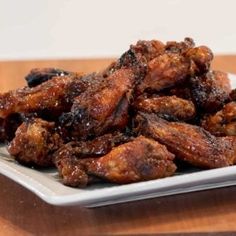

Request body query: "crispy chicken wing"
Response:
[0, 75, 80, 118]
[54, 136, 176, 187]
[60, 68, 135, 140]
[8, 118, 63, 167]
[137, 113, 236, 168]
[201, 102, 236, 136]
[190, 71, 231, 112]
[133, 95, 196, 121]
[0, 73, 99, 119]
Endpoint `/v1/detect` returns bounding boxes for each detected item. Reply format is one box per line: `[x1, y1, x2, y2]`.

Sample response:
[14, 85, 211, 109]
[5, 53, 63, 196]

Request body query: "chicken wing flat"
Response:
[8, 118, 63, 167]
[133, 95, 196, 121]
[0, 73, 96, 119]
[25, 68, 72, 87]
[54, 136, 176, 187]
[60, 68, 135, 140]
[190, 71, 231, 112]
[201, 102, 236, 136]
[137, 113, 236, 168]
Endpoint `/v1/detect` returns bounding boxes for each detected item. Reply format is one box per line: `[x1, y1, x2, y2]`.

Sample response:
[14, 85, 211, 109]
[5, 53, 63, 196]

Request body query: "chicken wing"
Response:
[133, 95, 196, 121]
[60, 68, 135, 140]
[136, 113, 236, 168]
[8, 118, 63, 167]
[54, 136, 176, 187]
[137, 53, 190, 93]
[0, 73, 96, 119]
[190, 71, 231, 112]
[201, 102, 236, 136]
[137, 43, 213, 93]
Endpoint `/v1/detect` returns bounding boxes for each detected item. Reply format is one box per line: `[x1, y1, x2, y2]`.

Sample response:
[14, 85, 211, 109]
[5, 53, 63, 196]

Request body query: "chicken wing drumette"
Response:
[8, 118, 63, 167]
[136, 113, 236, 168]
[54, 136, 176, 187]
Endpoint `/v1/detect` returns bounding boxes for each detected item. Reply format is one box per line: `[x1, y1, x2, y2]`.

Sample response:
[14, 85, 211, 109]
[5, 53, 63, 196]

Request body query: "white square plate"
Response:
[0, 73, 236, 208]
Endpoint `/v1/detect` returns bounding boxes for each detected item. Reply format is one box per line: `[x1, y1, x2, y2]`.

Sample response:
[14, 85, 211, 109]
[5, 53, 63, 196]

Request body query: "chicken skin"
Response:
[8, 118, 63, 167]
[54, 136, 176, 187]
[134, 95, 196, 121]
[190, 71, 231, 112]
[137, 113, 236, 168]
[60, 68, 135, 140]
[201, 102, 236, 136]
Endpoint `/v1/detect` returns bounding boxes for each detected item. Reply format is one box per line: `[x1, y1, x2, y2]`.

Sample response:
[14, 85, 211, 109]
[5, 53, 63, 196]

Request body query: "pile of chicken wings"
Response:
[1, 37, 236, 188]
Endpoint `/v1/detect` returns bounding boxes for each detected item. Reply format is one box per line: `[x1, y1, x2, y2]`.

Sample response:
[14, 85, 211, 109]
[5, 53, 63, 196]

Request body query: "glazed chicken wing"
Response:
[133, 95, 196, 121]
[60, 68, 135, 140]
[8, 118, 63, 167]
[201, 102, 236, 136]
[137, 53, 190, 93]
[54, 136, 176, 187]
[137, 43, 213, 93]
[0, 74, 96, 119]
[137, 113, 236, 168]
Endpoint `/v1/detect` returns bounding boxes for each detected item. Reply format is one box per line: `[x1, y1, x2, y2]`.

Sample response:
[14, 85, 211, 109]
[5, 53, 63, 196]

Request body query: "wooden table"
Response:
[0, 56, 236, 236]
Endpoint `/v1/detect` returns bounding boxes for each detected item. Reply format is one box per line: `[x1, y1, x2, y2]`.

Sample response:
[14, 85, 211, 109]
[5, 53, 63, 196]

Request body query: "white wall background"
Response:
[0, 0, 236, 60]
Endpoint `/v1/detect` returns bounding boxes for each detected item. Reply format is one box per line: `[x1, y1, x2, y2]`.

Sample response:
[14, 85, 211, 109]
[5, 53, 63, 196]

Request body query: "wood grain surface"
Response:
[0, 56, 236, 236]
